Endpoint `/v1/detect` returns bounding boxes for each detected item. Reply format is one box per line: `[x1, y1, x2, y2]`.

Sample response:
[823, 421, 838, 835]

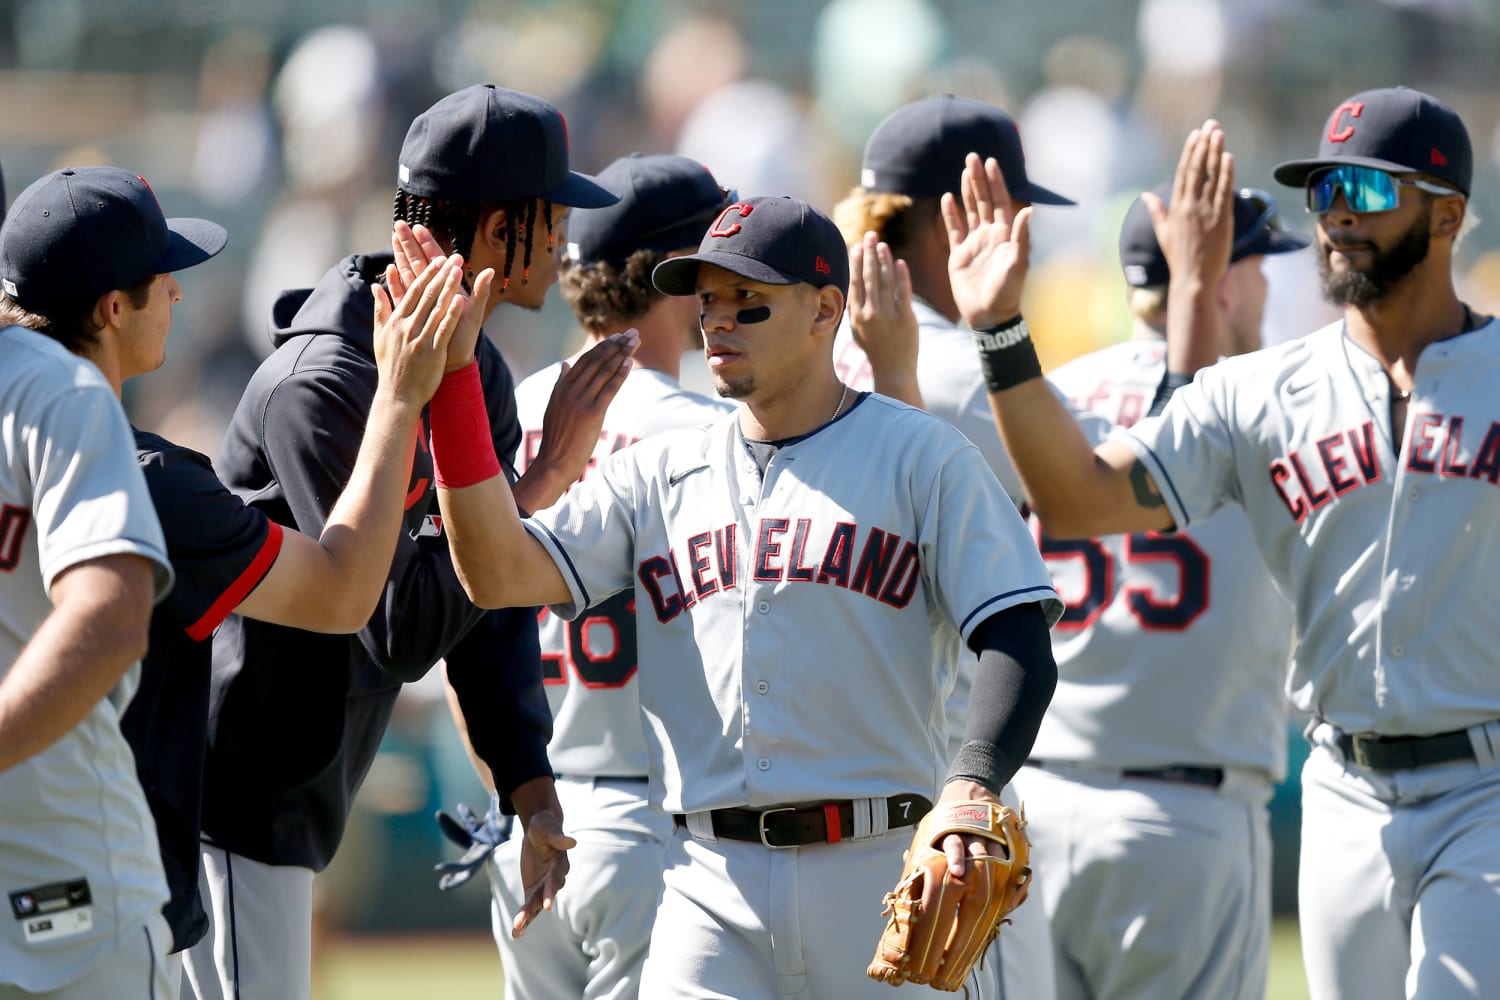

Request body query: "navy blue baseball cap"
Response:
[860, 94, 1075, 206]
[398, 84, 617, 208]
[0, 166, 227, 317]
[1273, 87, 1472, 195]
[652, 196, 849, 297]
[566, 154, 734, 267]
[1119, 183, 1310, 288]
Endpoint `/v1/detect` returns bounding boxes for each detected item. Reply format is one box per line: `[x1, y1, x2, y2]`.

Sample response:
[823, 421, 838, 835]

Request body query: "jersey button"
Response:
[1408, 487, 1421, 501]
[757, 600, 770, 614]
[757, 757, 771, 770]
[1391, 643, 1405, 656]
[755, 680, 769, 694]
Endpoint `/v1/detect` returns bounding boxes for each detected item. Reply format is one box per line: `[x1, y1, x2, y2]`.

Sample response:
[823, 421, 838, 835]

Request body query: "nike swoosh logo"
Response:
[669, 465, 710, 486]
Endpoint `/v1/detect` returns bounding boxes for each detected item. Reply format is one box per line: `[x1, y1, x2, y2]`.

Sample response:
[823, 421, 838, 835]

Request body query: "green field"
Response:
[313, 918, 1313, 999]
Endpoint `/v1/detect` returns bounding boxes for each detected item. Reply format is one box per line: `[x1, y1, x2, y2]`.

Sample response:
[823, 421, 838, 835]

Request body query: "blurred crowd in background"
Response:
[3, 0, 1500, 934]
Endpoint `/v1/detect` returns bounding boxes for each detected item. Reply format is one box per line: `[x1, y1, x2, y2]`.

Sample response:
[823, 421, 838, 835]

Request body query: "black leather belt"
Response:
[1029, 759, 1224, 789]
[1337, 729, 1475, 771]
[674, 793, 933, 849]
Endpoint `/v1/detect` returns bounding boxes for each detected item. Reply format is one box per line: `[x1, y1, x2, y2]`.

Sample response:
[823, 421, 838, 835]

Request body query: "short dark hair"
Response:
[0, 274, 154, 354]
[559, 248, 667, 335]
[392, 190, 556, 289]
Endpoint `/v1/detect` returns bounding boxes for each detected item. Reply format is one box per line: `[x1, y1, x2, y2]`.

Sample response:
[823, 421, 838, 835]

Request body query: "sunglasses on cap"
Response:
[1305, 165, 1458, 215]
[1233, 188, 1280, 256]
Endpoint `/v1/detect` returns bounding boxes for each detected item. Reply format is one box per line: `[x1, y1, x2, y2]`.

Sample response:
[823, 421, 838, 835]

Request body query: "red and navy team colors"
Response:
[121, 430, 283, 953]
[203, 251, 553, 873]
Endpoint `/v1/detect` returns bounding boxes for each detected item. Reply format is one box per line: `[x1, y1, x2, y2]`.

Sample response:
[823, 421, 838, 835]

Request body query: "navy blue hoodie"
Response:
[203, 251, 551, 870]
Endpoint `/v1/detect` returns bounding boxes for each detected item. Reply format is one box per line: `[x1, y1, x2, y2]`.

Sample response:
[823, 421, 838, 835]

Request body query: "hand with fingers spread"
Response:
[517, 330, 640, 510]
[944, 153, 1033, 331]
[1141, 120, 1236, 295]
[370, 254, 473, 408]
[848, 231, 922, 407]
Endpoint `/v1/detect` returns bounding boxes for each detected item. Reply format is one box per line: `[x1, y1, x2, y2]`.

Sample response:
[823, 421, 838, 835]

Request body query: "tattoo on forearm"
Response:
[1128, 460, 1166, 510]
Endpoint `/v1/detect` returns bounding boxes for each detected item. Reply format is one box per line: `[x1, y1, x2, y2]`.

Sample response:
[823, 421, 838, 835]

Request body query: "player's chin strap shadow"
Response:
[433, 791, 513, 891]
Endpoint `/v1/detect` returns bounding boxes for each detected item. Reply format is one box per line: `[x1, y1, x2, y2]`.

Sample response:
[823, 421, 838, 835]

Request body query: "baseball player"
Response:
[423, 194, 1063, 998]
[830, 94, 1086, 999]
[185, 85, 632, 1000]
[456, 152, 733, 1000]
[1007, 171, 1305, 1000]
[0, 168, 178, 997]
[971, 88, 1500, 999]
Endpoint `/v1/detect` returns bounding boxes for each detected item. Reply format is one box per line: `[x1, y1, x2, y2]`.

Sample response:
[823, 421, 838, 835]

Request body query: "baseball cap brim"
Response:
[159, 217, 229, 272]
[652, 250, 801, 297]
[546, 171, 620, 209]
[1272, 155, 1422, 189]
[1011, 179, 1076, 207]
[1235, 226, 1311, 260]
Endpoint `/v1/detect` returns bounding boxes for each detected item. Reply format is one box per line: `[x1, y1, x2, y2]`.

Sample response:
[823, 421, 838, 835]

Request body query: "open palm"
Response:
[944, 153, 1032, 331]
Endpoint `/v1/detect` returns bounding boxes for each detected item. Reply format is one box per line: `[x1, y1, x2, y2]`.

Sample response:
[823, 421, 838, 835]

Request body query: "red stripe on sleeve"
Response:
[184, 521, 285, 641]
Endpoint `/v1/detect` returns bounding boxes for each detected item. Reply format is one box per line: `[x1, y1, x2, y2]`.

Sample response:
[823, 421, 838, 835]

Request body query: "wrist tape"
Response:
[971, 315, 1042, 393]
[429, 360, 501, 489]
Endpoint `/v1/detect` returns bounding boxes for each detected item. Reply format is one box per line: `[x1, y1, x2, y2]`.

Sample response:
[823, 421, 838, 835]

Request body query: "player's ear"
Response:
[476, 206, 511, 255]
[812, 285, 845, 336]
[92, 288, 126, 333]
[1430, 193, 1465, 242]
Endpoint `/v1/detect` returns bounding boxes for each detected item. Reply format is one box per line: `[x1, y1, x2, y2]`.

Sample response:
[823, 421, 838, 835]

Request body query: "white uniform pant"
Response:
[0, 912, 172, 1000]
[1011, 762, 1272, 1000]
[1299, 721, 1500, 1000]
[639, 821, 922, 999]
[179, 845, 313, 1000]
[487, 776, 672, 1000]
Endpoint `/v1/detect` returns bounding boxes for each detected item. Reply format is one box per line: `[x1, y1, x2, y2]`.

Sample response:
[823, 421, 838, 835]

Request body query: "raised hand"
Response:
[389, 220, 449, 301]
[943, 153, 1032, 331]
[519, 331, 639, 509]
[848, 231, 922, 406]
[1141, 120, 1236, 291]
[371, 254, 470, 408]
[1142, 120, 1236, 375]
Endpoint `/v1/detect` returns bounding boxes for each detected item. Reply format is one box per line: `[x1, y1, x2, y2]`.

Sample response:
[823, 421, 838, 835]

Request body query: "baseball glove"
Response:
[867, 800, 1031, 992]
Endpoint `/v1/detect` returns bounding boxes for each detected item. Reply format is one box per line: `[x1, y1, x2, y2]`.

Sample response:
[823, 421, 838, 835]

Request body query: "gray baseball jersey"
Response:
[833, 303, 1110, 759]
[1122, 318, 1500, 733]
[513, 363, 731, 778]
[0, 325, 173, 993]
[1037, 338, 1293, 775]
[524, 394, 1061, 814]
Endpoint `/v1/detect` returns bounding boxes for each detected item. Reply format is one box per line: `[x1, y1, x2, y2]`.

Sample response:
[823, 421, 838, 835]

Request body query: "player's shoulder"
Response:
[850, 391, 977, 455]
[134, 428, 215, 481]
[0, 324, 113, 396]
[1199, 319, 1341, 393]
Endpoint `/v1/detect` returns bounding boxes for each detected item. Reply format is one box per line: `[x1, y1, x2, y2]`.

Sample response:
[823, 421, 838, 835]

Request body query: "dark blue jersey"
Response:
[121, 429, 282, 953]
[203, 252, 552, 871]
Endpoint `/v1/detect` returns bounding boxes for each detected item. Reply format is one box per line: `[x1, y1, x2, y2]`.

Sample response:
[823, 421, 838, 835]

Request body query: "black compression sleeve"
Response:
[945, 602, 1058, 792]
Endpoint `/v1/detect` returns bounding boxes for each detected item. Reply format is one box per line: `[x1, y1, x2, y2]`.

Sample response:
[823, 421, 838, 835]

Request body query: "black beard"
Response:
[1319, 203, 1432, 308]
[713, 374, 754, 399]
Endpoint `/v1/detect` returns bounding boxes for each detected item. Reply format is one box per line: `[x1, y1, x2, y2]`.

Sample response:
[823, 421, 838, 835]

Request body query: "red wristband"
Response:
[429, 360, 501, 489]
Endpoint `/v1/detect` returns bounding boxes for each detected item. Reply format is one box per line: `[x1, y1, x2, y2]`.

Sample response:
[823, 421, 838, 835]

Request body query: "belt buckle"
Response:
[758, 806, 797, 849]
[1350, 735, 1374, 769]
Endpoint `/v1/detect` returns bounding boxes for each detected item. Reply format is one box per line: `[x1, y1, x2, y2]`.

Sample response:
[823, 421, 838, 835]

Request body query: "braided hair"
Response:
[393, 191, 557, 290]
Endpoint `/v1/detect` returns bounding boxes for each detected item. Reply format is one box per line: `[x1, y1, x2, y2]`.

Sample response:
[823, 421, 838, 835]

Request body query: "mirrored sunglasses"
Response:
[1306, 165, 1457, 215]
